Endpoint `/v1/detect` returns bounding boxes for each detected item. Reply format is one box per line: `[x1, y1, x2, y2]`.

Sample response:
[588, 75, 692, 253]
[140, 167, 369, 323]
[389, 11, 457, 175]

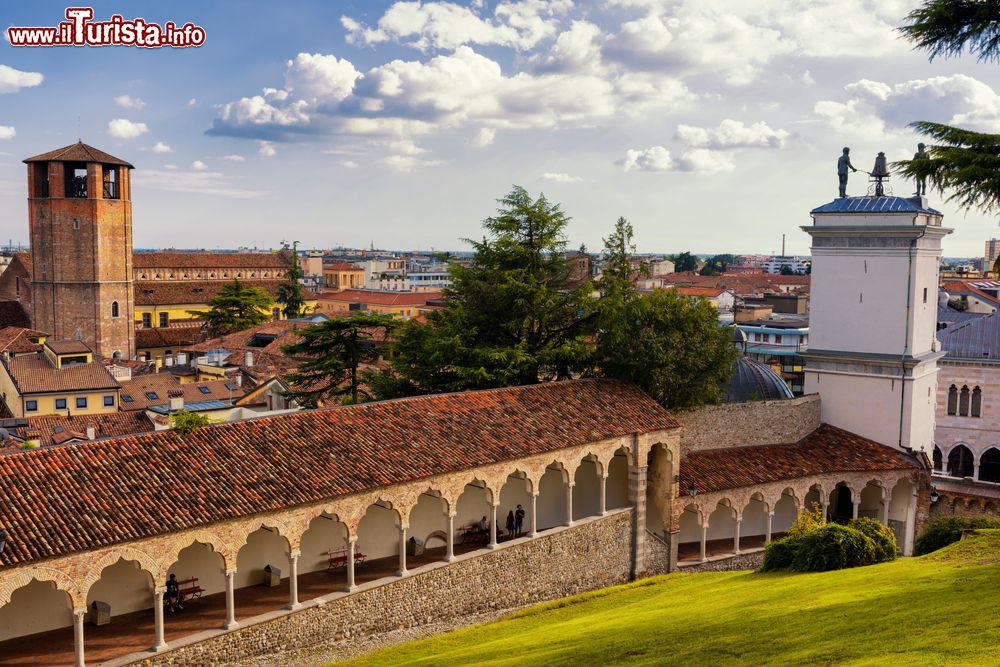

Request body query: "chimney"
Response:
[244, 351, 254, 367]
[168, 389, 184, 412]
[235, 374, 242, 387]
[86, 424, 96, 440]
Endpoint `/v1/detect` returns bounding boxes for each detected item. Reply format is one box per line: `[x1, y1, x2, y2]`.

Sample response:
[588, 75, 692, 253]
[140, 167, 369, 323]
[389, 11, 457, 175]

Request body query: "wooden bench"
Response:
[176, 577, 203, 603]
[459, 524, 489, 545]
[327, 546, 366, 572]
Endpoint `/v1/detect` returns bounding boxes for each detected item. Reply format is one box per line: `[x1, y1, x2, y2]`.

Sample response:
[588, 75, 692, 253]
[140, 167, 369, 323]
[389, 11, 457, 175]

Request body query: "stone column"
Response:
[398, 525, 409, 577]
[974, 462, 981, 480]
[529, 492, 538, 538]
[152, 587, 168, 652]
[286, 551, 300, 610]
[765, 512, 774, 545]
[445, 513, 456, 562]
[489, 504, 499, 549]
[565, 483, 574, 527]
[224, 570, 238, 630]
[904, 490, 918, 556]
[346, 537, 357, 592]
[599, 474, 608, 516]
[73, 608, 86, 667]
[734, 517, 741, 554]
[880, 492, 890, 526]
[852, 498, 860, 519]
[667, 530, 679, 572]
[628, 463, 648, 579]
[700, 523, 709, 563]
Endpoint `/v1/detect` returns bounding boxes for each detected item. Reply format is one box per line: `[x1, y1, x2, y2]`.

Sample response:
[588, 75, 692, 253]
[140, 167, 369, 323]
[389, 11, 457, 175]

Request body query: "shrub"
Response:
[791, 524, 877, 572]
[847, 517, 897, 563]
[786, 502, 826, 539]
[760, 538, 797, 572]
[914, 515, 1000, 556]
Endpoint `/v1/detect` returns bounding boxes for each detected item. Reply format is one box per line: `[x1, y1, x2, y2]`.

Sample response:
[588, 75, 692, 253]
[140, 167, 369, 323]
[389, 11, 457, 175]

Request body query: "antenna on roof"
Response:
[77, 115, 82, 143]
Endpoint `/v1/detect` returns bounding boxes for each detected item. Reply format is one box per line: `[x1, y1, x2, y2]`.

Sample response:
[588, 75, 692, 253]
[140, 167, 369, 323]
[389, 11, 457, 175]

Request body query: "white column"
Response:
[851, 497, 860, 519]
[765, 512, 774, 545]
[286, 551, 300, 610]
[73, 608, 86, 667]
[904, 490, 918, 556]
[700, 524, 708, 562]
[565, 483, 574, 527]
[398, 525, 408, 576]
[346, 537, 357, 592]
[880, 494, 890, 526]
[488, 504, 499, 549]
[734, 517, 741, 554]
[599, 475, 608, 516]
[529, 493, 538, 537]
[224, 570, 238, 630]
[152, 588, 168, 652]
[974, 462, 981, 480]
[445, 513, 456, 562]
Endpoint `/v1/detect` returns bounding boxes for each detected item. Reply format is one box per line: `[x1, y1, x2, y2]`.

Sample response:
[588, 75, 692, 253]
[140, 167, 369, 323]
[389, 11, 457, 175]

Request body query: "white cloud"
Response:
[187, 98, 198, 107]
[675, 119, 789, 150]
[340, 159, 360, 168]
[284, 53, 361, 103]
[674, 148, 735, 173]
[107, 118, 149, 139]
[383, 154, 445, 171]
[470, 127, 496, 147]
[342, 0, 572, 51]
[222, 154, 246, 162]
[258, 141, 277, 157]
[0, 64, 43, 94]
[114, 94, 146, 110]
[139, 169, 264, 199]
[149, 141, 172, 153]
[619, 145, 734, 173]
[191, 160, 208, 170]
[541, 172, 582, 182]
[620, 146, 674, 172]
[0, 126, 15, 140]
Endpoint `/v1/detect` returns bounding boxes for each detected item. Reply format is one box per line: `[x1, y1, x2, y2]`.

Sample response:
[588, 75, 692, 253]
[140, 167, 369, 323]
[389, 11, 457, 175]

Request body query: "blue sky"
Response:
[2, 0, 1000, 256]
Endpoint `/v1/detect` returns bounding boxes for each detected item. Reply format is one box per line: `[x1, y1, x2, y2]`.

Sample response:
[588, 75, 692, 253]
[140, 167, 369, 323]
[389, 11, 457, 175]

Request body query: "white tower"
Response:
[802, 194, 951, 454]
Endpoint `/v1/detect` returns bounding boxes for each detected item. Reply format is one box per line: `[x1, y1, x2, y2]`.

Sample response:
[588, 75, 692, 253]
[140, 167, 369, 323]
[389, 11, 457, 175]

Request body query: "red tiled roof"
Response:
[23, 142, 134, 168]
[681, 424, 919, 494]
[135, 326, 204, 350]
[663, 272, 810, 296]
[119, 374, 245, 411]
[323, 262, 363, 271]
[182, 320, 305, 356]
[942, 281, 1000, 307]
[2, 412, 154, 448]
[1, 352, 119, 394]
[44, 340, 91, 355]
[0, 327, 45, 355]
[672, 287, 727, 298]
[319, 289, 443, 307]
[0, 379, 677, 566]
[134, 279, 288, 307]
[133, 252, 290, 270]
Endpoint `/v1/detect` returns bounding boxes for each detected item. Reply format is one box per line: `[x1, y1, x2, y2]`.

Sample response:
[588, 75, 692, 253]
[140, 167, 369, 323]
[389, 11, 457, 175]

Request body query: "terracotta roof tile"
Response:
[681, 424, 919, 494]
[2, 412, 154, 448]
[0, 379, 677, 566]
[119, 374, 245, 411]
[319, 289, 443, 307]
[135, 326, 204, 350]
[23, 142, 134, 168]
[0, 327, 45, 355]
[133, 252, 290, 270]
[134, 279, 290, 307]
[1, 352, 119, 394]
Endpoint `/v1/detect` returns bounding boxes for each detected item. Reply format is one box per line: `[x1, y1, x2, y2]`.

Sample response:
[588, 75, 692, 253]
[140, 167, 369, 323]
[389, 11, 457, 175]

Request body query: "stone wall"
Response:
[643, 530, 671, 576]
[679, 551, 765, 573]
[134, 511, 634, 666]
[674, 395, 821, 453]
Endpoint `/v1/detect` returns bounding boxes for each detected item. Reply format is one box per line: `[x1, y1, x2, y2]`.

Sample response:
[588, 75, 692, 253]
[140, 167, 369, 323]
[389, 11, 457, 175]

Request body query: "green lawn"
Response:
[340, 531, 1000, 666]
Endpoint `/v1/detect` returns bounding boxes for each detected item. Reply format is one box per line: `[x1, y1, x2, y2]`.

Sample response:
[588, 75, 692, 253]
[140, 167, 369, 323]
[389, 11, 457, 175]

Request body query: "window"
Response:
[145, 392, 159, 400]
[122, 394, 134, 403]
[774, 334, 783, 344]
[947, 385, 958, 415]
[102, 165, 119, 199]
[159, 312, 169, 328]
[25, 400, 37, 412]
[142, 313, 152, 328]
[103, 395, 115, 407]
[225, 382, 239, 391]
[948, 445, 975, 477]
[55, 398, 67, 410]
[923, 287, 928, 304]
[76, 397, 87, 409]
[960, 385, 971, 417]
[111, 301, 120, 318]
[972, 386, 983, 418]
[199, 386, 211, 394]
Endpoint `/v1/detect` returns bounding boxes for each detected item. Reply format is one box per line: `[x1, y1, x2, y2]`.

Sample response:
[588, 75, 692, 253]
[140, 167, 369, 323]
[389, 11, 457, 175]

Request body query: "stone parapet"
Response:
[674, 395, 821, 453]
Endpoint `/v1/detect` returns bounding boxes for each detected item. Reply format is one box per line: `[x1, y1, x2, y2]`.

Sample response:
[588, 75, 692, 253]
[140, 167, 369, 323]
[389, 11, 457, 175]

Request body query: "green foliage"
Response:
[672, 251, 698, 272]
[760, 537, 797, 572]
[171, 410, 212, 434]
[188, 279, 274, 337]
[598, 289, 737, 409]
[847, 517, 898, 563]
[993, 254, 1000, 278]
[699, 254, 733, 276]
[282, 312, 396, 406]
[899, 0, 1000, 63]
[276, 242, 306, 319]
[914, 514, 1000, 555]
[378, 186, 595, 396]
[786, 502, 826, 539]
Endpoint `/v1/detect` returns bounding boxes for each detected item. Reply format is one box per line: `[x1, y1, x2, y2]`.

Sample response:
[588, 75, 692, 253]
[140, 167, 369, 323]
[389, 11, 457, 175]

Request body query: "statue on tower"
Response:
[912, 142, 928, 196]
[837, 147, 858, 198]
[871, 151, 889, 197]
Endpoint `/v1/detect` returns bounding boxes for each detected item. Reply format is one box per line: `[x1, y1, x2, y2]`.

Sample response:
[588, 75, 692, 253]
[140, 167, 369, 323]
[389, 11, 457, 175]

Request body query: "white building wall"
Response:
[86, 559, 153, 618]
[169, 542, 226, 596]
[0, 580, 73, 641]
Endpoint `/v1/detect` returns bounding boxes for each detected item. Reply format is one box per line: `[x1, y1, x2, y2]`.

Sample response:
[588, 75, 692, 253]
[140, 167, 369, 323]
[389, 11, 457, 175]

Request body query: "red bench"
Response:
[327, 546, 366, 572]
[176, 577, 203, 603]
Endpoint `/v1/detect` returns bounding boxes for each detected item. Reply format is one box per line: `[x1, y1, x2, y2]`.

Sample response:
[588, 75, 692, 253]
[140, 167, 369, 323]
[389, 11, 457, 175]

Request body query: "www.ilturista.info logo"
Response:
[7, 7, 206, 48]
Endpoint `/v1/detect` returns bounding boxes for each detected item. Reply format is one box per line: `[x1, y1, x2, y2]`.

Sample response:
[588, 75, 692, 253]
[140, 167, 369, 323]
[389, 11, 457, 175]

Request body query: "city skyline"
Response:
[1, 1, 1000, 255]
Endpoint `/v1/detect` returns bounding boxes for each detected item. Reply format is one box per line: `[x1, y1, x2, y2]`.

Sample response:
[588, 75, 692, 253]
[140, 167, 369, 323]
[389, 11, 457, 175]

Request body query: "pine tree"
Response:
[277, 242, 307, 319]
[189, 279, 274, 337]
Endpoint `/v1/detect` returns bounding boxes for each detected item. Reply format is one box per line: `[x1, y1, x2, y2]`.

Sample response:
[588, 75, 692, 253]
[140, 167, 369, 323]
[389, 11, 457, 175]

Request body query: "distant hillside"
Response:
[341, 531, 1000, 666]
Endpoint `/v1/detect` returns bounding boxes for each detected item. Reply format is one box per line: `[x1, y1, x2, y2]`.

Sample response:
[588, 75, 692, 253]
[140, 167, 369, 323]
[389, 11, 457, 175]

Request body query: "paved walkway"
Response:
[0, 541, 496, 667]
[677, 533, 786, 562]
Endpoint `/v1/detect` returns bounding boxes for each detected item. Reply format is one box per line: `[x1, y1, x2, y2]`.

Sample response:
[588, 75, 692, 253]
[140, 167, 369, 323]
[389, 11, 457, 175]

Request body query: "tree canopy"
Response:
[672, 251, 699, 272]
[277, 242, 307, 319]
[189, 279, 274, 337]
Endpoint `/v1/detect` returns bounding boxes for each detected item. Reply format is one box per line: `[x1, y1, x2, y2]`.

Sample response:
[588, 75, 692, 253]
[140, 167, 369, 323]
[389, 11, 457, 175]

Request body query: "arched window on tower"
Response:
[959, 385, 971, 417]
[947, 445, 975, 478]
[972, 386, 983, 418]
[947, 385, 958, 415]
[111, 301, 120, 318]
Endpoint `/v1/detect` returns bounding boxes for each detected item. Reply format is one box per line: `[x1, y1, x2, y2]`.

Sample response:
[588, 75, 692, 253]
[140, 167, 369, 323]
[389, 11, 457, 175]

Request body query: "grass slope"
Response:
[340, 531, 1000, 666]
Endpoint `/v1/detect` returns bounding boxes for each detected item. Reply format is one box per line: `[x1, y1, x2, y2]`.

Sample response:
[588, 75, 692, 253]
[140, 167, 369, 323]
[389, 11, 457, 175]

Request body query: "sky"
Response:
[1, 0, 1000, 257]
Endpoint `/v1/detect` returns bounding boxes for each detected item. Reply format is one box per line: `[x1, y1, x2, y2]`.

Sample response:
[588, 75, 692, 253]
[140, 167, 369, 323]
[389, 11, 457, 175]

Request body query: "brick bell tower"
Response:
[23, 142, 135, 360]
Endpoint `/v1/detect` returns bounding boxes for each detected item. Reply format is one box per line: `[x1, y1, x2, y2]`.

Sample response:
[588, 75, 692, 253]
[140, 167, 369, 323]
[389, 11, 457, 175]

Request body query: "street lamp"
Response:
[688, 481, 698, 498]
[930, 486, 940, 504]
